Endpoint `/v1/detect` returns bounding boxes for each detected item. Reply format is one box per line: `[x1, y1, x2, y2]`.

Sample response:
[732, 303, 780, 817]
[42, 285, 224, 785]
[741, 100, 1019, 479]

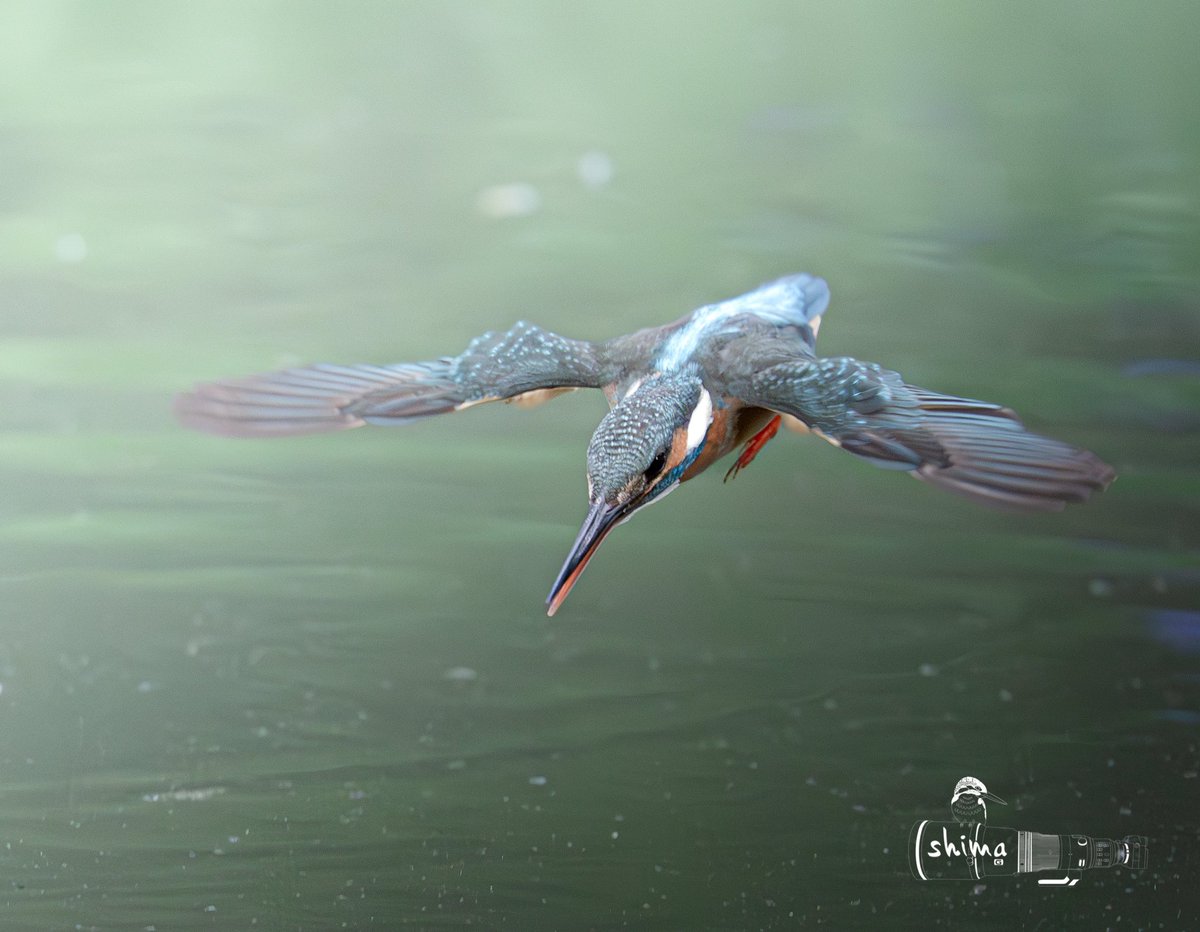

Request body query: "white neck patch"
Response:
[685, 388, 713, 453]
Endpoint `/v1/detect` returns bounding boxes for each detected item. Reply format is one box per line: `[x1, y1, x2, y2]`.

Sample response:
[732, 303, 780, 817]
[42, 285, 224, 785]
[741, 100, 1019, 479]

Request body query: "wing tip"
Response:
[173, 360, 469, 438]
[914, 445, 1116, 512]
[172, 387, 365, 437]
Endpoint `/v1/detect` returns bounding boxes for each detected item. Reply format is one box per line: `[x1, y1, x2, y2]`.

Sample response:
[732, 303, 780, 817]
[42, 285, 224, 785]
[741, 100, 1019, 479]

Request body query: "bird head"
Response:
[950, 776, 1007, 822]
[546, 369, 713, 615]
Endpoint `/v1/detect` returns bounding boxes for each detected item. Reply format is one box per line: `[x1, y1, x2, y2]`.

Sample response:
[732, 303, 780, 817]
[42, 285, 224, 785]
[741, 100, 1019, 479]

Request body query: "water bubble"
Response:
[577, 150, 614, 188]
[477, 183, 541, 219]
[54, 233, 88, 263]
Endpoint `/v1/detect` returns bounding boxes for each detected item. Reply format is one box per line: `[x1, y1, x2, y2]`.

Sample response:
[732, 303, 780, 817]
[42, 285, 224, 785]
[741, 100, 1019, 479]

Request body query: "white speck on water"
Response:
[577, 150, 614, 188]
[142, 786, 225, 803]
[999, 688, 1013, 702]
[136, 681, 155, 694]
[611, 831, 619, 840]
[443, 666, 478, 682]
[1088, 577, 1115, 597]
[528, 775, 547, 786]
[477, 182, 541, 219]
[919, 663, 938, 677]
[54, 232, 88, 263]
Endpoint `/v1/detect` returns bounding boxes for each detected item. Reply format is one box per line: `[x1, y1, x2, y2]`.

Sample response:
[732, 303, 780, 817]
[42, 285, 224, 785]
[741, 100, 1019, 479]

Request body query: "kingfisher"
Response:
[950, 776, 1007, 824]
[175, 273, 1114, 615]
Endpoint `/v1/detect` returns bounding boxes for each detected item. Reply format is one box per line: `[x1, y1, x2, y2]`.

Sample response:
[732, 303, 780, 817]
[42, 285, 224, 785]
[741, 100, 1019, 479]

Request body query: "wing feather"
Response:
[740, 356, 1114, 511]
[175, 322, 607, 438]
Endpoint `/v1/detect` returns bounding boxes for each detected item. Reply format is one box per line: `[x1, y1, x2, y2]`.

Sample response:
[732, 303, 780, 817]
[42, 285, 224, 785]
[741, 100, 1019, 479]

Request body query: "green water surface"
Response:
[1, 3, 1198, 929]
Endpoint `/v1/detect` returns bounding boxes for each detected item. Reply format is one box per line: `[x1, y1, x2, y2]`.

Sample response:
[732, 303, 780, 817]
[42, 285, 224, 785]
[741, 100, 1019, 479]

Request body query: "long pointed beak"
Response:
[982, 792, 1007, 806]
[546, 500, 626, 617]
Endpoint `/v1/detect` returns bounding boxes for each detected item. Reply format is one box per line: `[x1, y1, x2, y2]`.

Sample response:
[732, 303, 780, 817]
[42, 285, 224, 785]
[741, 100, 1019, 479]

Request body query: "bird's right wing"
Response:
[736, 356, 1114, 511]
[175, 321, 609, 437]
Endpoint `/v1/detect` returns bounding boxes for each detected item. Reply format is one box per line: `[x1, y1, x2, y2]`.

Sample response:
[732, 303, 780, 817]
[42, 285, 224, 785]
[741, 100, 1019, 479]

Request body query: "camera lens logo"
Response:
[908, 775, 1148, 884]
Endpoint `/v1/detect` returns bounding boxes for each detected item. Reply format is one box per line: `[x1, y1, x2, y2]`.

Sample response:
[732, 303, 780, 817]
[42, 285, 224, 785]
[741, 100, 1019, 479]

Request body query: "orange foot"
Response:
[724, 414, 782, 482]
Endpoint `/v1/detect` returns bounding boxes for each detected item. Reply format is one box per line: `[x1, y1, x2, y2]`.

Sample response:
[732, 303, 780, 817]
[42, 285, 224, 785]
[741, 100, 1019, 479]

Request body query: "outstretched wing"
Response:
[737, 356, 1115, 511]
[175, 321, 608, 437]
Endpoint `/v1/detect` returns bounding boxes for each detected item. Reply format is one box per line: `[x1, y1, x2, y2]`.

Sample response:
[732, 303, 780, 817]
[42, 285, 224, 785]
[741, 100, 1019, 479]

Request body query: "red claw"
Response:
[724, 414, 782, 482]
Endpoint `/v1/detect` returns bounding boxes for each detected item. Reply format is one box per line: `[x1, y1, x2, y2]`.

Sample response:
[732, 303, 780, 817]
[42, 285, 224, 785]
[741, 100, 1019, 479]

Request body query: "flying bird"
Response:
[175, 274, 1114, 615]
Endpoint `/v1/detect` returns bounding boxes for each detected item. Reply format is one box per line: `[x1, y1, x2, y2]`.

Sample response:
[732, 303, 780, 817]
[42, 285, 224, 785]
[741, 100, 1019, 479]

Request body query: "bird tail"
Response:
[738, 273, 830, 348]
[173, 361, 464, 438]
[841, 387, 1115, 512]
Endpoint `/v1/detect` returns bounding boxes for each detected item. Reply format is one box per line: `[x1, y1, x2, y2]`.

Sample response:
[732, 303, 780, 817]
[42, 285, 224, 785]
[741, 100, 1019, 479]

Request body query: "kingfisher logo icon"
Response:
[949, 776, 1005, 824]
[908, 776, 1148, 884]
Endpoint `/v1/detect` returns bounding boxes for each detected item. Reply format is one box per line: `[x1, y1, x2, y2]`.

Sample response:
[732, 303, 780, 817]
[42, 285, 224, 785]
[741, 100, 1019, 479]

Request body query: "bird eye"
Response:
[645, 448, 669, 479]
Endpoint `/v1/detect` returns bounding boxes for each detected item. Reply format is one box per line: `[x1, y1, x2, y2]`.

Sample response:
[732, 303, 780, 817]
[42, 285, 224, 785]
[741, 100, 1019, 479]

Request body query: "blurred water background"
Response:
[1, 2, 1198, 928]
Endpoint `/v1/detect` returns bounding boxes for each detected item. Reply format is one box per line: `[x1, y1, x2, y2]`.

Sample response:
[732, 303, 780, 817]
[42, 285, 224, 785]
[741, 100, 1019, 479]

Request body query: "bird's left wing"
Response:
[732, 355, 1114, 511]
[175, 321, 608, 437]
